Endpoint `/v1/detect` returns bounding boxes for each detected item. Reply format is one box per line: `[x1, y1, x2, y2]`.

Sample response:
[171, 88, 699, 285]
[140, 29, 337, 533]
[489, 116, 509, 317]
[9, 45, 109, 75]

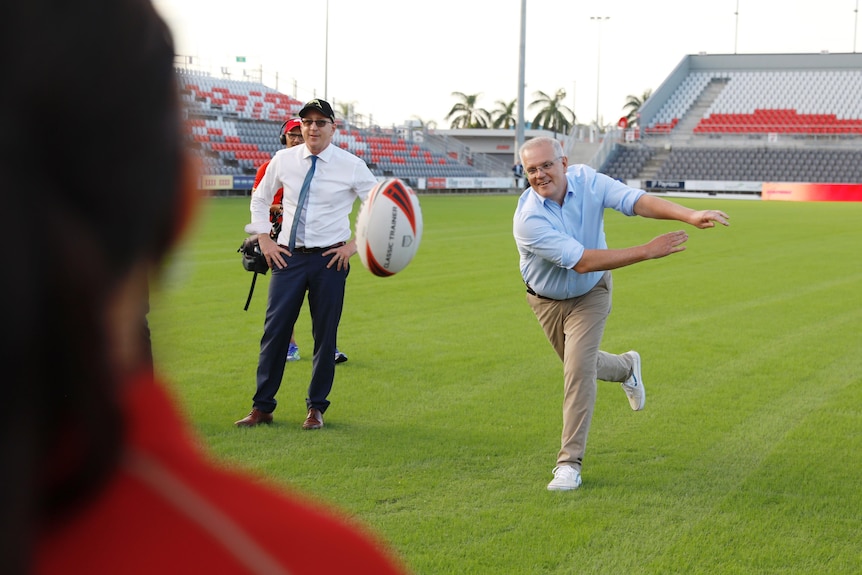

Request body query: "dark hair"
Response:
[0, 0, 185, 571]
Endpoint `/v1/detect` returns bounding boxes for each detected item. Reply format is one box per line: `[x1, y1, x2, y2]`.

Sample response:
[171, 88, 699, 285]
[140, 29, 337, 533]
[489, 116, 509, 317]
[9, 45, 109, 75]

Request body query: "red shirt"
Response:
[253, 160, 284, 215]
[35, 374, 407, 574]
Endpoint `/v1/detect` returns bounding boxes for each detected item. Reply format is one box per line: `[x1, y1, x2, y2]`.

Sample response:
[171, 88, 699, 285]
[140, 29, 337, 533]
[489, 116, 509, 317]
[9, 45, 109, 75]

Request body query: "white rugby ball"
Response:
[355, 178, 422, 277]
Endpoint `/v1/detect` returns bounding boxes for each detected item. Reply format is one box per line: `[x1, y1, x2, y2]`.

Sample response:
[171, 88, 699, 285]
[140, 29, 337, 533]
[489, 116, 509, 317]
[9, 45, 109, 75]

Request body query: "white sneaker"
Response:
[547, 466, 582, 491]
[621, 350, 646, 411]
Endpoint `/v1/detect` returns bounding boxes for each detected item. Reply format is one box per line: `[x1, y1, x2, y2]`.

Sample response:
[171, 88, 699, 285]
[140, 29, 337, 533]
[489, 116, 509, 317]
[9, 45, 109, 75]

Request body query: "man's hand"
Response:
[644, 230, 689, 259]
[575, 230, 690, 273]
[634, 195, 730, 229]
[258, 233, 290, 269]
[688, 209, 730, 229]
[325, 240, 357, 271]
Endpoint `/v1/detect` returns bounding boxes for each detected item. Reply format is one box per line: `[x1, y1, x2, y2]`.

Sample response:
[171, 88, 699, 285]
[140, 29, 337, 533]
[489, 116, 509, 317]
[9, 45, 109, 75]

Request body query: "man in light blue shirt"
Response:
[513, 137, 729, 491]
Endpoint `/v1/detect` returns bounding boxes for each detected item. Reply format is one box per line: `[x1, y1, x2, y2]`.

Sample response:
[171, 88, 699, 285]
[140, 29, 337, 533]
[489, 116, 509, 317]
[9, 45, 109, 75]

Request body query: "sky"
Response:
[152, 0, 861, 128]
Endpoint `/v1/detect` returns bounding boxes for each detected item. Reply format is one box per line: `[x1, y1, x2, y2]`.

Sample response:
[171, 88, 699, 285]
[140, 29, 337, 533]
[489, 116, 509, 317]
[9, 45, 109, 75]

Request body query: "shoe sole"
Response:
[234, 419, 273, 427]
[623, 351, 645, 411]
[547, 467, 582, 490]
[302, 412, 324, 430]
[547, 483, 581, 491]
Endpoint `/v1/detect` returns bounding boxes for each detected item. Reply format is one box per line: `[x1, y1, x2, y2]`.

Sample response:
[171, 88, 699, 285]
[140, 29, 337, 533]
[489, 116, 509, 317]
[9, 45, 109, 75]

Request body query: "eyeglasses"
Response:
[286, 132, 304, 139]
[300, 119, 332, 128]
[525, 157, 562, 176]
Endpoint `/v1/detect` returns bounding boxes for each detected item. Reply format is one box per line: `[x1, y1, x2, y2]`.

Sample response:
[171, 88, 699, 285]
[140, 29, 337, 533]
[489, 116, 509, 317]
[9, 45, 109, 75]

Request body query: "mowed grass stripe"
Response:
[641, 349, 862, 574]
[581, 297, 861, 573]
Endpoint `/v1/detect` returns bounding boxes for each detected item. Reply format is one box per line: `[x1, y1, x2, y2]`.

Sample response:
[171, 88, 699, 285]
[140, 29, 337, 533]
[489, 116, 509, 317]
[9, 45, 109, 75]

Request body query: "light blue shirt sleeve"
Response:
[513, 164, 645, 299]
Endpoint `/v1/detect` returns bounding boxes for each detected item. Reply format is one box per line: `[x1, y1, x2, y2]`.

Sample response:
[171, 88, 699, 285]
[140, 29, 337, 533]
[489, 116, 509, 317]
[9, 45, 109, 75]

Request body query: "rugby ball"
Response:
[355, 178, 422, 277]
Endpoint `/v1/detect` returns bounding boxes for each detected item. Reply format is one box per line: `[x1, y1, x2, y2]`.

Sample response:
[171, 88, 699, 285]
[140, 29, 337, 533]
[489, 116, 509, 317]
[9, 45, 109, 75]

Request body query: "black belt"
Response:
[525, 285, 552, 300]
[282, 242, 345, 254]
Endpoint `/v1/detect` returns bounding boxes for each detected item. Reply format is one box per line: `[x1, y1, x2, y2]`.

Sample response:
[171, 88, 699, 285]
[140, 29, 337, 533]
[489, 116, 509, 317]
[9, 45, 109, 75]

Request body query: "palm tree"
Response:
[622, 89, 653, 127]
[410, 115, 438, 131]
[490, 99, 518, 129]
[446, 92, 491, 129]
[529, 89, 575, 135]
[336, 101, 355, 125]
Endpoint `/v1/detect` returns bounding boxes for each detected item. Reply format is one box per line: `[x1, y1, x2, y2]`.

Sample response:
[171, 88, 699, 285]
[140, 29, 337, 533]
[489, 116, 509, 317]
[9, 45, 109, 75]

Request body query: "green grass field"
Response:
[150, 194, 862, 574]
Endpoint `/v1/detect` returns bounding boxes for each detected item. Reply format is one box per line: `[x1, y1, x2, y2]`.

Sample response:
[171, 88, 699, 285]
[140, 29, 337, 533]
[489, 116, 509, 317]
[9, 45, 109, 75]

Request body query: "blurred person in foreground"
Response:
[235, 99, 375, 430]
[0, 0, 407, 572]
[254, 118, 348, 364]
[513, 137, 729, 491]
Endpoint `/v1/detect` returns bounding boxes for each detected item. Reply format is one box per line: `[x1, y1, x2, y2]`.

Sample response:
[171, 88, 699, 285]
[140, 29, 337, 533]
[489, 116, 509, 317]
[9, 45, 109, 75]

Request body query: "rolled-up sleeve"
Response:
[599, 173, 644, 215]
[246, 156, 279, 235]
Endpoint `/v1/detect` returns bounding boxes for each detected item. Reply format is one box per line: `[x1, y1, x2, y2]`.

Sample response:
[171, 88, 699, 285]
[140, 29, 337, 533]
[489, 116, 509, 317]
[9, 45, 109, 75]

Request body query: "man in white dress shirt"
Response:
[235, 99, 378, 430]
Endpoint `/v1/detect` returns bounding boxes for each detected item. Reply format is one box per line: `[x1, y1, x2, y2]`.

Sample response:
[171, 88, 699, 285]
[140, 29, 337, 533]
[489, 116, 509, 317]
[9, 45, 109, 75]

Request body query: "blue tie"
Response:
[288, 155, 317, 251]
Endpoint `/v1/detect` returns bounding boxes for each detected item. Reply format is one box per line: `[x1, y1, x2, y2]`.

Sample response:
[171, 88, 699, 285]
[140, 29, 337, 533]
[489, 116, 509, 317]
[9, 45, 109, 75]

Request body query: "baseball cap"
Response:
[283, 118, 302, 133]
[298, 99, 335, 121]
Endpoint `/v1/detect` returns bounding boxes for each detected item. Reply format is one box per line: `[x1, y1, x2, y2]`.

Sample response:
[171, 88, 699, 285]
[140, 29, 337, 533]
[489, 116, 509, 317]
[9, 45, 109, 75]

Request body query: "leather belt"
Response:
[283, 242, 345, 254]
[525, 285, 552, 300]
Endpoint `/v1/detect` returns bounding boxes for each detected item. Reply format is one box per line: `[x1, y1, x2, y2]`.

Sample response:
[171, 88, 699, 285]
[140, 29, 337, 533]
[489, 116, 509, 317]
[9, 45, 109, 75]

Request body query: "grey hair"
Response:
[519, 137, 563, 162]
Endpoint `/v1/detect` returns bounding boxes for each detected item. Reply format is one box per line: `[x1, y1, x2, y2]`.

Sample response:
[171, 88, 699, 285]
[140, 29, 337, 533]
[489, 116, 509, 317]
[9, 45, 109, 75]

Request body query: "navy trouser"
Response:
[252, 250, 348, 414]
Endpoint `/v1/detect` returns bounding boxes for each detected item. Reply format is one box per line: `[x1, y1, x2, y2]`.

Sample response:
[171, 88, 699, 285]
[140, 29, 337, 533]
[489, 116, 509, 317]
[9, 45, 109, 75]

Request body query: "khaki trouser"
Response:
[528, 272, 633, 471]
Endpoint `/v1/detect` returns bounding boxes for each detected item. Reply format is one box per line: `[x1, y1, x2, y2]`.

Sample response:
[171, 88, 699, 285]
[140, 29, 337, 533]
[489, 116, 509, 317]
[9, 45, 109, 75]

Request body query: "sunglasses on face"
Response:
[300, 119, 332, 128]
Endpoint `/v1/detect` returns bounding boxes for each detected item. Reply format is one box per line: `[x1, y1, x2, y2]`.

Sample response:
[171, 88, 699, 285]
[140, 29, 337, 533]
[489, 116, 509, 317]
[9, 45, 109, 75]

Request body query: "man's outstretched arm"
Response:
[633, 194, 730, 229]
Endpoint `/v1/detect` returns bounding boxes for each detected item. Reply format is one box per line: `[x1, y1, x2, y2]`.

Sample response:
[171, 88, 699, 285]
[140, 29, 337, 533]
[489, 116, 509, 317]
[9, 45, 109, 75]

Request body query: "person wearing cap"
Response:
[251, 119, 350, 365]
[236, 99, 376, 430]
[251, 118, 304, 361]
[268, 118, 305, 220]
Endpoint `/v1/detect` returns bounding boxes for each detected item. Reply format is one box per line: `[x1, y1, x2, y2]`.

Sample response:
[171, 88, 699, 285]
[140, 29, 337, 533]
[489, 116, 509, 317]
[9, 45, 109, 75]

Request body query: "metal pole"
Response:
[515, 0, 526, 166]
[595, 21, 600, 126]
[855, 0, 859, 53]
[572, 80, 576, 129]
[324, 0, 329, 100]
[590, 17, 609, 127]
[734, 0, 739, 54]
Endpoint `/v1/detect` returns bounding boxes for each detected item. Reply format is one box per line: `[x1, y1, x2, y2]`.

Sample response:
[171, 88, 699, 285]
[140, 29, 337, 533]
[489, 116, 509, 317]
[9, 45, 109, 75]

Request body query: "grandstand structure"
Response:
[596, 53, 862, 197]
[179, 54, 862, 199]
[177, 69, 508, 192]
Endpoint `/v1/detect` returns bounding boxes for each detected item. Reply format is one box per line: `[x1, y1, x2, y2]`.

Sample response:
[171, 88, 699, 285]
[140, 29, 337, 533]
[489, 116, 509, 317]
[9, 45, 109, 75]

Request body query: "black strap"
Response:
[243, 272, 258, 311]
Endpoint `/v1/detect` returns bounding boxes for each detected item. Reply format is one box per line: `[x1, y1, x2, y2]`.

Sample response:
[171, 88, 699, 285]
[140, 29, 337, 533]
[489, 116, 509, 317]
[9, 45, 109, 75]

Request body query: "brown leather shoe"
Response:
[234, 408, 273, 427]
[302, 408, 324, 430]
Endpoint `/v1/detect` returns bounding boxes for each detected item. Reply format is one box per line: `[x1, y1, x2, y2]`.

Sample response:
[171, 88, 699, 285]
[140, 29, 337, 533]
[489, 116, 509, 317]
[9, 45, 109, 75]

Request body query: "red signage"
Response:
[761, 182, 862, 202]
[426, 177, 447, 189]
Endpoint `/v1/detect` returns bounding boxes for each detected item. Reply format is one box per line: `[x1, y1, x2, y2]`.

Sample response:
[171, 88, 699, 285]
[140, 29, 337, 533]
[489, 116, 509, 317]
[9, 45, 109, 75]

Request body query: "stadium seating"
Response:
[600, 145, 655, 180]
[177, 69, 487, 182]
[646, 69, 862, 135]
[600, 55, 862, 187]
[694, 108, 862, 134]
[656, 147, 862, 183]
[600, 142, 862, 184]
[178, 70, 303, 121]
